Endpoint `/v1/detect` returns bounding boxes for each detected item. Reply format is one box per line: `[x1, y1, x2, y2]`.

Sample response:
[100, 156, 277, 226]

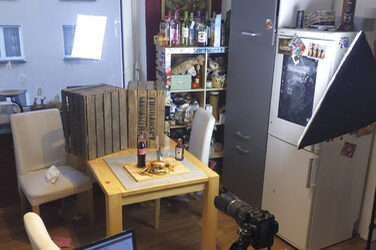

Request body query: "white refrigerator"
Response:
[262, 29, 373, 250]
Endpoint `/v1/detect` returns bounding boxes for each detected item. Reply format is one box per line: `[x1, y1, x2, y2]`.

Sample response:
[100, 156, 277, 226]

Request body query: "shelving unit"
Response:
[155, 45, 227, 161]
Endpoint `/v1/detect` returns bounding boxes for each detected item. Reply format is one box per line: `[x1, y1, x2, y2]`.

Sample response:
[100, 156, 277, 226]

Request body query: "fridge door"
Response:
[229, 0, 278, 46]
[308, 133, 373, 249]
[262, 135, 318, 249]
[269, 34, 341, 146]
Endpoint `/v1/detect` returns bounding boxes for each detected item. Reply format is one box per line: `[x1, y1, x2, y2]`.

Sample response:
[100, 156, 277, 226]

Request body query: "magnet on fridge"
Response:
[278, 38, 292, 55]
[339, 37, 350, 49]
[341, 142, 356, 158]
[266, 19, 272, 30]
[307, 43, 326, 60]
[288, 33, 306, 63]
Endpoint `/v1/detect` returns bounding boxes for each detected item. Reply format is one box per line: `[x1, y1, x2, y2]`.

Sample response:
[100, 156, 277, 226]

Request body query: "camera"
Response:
[214, 189, 279, 250]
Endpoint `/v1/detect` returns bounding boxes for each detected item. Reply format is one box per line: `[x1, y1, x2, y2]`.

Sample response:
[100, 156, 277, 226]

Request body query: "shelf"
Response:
[210, 151, 224, 159]
[206, 87, 226, 91]
[170, 88, 205, 93]
[156, 45, 227, 55]
[169, 87, 226, 93]
[170, 124, 191, 129]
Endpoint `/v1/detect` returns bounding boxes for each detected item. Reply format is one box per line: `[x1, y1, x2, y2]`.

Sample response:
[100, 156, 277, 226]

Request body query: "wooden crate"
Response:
[128, 81, 165, 148]
[61, 84, 128, 160]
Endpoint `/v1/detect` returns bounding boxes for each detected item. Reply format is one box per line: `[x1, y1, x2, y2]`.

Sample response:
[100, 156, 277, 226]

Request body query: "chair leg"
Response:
[18, 187, 27, 215]
[87, 189, 95, 225]
[154, 199, 160, 229]
[32, 205, 40, 215]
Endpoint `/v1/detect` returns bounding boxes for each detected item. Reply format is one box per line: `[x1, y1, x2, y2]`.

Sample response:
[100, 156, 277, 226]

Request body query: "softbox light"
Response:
[298, 31, 376, 149]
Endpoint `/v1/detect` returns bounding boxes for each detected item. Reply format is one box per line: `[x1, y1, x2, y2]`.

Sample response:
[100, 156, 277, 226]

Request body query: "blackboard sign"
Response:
[278, 55, 318, 126]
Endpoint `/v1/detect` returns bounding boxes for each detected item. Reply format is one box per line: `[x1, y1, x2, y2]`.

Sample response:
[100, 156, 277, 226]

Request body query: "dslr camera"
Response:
[214, 189, 279, 250]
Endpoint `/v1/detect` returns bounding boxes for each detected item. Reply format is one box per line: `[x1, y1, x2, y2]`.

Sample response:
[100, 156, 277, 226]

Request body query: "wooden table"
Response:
[87, 138, 219, 250]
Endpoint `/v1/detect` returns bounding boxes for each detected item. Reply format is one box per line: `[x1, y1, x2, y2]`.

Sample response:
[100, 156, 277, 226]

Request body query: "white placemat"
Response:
[104, 149, 207, 190]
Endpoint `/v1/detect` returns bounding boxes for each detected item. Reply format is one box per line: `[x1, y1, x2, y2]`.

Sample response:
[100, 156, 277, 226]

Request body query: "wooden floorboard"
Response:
[0, 188, 374, 250]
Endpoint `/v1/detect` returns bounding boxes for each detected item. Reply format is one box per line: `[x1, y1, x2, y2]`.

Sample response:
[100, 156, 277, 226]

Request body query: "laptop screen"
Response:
[75, 229, 136, 250]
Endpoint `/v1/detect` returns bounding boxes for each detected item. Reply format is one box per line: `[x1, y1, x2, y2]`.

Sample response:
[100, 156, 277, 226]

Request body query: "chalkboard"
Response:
[278, 55, 318, 126]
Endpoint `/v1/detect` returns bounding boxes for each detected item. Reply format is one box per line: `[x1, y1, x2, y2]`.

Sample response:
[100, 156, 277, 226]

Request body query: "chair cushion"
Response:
[19, 165, 92, 206]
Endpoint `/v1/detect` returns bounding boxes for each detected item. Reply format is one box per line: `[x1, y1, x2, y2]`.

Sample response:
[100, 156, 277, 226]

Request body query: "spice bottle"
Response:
[137, 135, 146, 167]
[175, 138, 184, 161]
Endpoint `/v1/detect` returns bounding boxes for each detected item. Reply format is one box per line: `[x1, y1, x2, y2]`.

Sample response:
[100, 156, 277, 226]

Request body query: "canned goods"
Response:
[296, 10, 304, 28]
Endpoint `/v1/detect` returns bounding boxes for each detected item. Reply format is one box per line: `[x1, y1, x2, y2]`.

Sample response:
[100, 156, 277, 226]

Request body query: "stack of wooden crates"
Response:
[61, 82, 165, 160]
[62, 84, 128, 160]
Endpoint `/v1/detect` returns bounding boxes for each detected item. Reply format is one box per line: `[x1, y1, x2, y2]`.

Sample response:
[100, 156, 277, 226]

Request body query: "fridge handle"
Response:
[235, 145, 249, 154]
[235, 131, 250, 140]
[241, 31, 260, 37]
[306, 158, 314, 188]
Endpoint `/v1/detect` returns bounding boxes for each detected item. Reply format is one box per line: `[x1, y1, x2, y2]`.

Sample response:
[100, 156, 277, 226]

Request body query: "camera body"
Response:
[215, 191, 279, 249]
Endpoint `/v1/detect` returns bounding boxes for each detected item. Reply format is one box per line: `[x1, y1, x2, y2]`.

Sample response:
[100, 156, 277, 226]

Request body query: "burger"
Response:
[150, 160, 171, 175]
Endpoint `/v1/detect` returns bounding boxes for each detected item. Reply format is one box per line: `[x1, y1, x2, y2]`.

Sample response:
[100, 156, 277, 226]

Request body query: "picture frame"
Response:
[161, 0, 211, 19]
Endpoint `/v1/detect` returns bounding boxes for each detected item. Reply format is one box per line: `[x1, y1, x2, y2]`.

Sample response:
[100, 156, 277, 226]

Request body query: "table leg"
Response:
[106, 191, 123, 236]
[201, 176, 219, 250]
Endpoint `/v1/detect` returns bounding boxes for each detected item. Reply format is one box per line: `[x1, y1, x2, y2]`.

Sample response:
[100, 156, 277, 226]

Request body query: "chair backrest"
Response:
[10, 109, 67, 175]
[23, 212, 60, 250]
[188, 108, 215, 166]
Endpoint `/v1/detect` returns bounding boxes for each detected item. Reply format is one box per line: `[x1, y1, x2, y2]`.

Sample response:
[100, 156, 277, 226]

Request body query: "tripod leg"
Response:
[366, 187, 376, 250]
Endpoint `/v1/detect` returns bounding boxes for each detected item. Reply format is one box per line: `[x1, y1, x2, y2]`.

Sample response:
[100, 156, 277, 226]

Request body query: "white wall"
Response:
[0, 0, 123, 104]
[221, 0, 231, 16]
[333, 0, 376, 19]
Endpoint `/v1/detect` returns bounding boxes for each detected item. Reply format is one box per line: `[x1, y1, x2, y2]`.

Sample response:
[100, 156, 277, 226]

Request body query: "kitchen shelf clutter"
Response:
[155, 45, 227, 172]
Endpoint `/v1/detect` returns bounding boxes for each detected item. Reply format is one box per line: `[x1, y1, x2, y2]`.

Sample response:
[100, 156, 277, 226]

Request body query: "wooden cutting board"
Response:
[123, 157, 190, 182]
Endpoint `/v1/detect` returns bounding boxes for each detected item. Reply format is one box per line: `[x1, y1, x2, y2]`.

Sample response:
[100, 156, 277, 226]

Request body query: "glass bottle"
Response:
[193, 64, 201, 88]
[188, 12, 196, 46]
[166, 11, 172, 46]
[175, 138, 184, 161]
[224, 10, 231, 46]
[181, 11, 190, 47]
[197, 19, 207, 46]
[170, 10, 181, 47]
[137, 135, 146, 167]
[204, 11, 211, 46]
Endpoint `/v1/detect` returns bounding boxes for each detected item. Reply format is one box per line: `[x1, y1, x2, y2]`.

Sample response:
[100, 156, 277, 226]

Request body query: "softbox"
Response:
[298, 31, 376, 149]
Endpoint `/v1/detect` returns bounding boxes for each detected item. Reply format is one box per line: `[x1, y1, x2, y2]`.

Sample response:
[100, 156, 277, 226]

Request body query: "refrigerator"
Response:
[262, 28, 373, 250]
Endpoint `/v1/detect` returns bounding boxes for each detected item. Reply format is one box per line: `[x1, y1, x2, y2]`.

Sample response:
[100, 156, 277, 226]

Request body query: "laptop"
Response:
[75, 229, 137, 250]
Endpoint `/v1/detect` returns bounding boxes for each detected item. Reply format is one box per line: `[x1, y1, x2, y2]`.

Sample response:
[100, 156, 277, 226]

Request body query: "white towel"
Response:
[45, 165, 60, 184]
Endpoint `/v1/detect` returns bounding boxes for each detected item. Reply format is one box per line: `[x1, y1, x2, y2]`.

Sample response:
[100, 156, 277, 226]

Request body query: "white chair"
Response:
[188, 108, 215, 166]
[10, 108, 94, 223]
[24, 212, 60, 250]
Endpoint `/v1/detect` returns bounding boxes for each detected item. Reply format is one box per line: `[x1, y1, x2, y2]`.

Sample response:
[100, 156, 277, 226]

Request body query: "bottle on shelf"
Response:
[175, 138, 184, 161]
[204, 11, 211, 46]
[166, 11, 172, 46]
[137, 134, 146, 167]
[181, 11, 190, 47]
[188, 12, 196, 46]
[196, 13, 208, 46]
[170, 10, 181, 47]
[224, 10, 231, 46]
[192, 64, 201, 88]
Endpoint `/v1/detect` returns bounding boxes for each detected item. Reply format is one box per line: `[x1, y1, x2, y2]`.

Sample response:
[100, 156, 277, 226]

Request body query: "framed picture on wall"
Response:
[161, 0, 211, 19]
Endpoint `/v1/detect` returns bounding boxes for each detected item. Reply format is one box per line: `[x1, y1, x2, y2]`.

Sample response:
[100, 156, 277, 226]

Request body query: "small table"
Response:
[87, 137, 219, 250]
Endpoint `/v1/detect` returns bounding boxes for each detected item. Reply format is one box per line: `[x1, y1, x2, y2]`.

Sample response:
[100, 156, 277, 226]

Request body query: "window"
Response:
[62, 25, 76, 59]
[0, 25, 24, 62]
